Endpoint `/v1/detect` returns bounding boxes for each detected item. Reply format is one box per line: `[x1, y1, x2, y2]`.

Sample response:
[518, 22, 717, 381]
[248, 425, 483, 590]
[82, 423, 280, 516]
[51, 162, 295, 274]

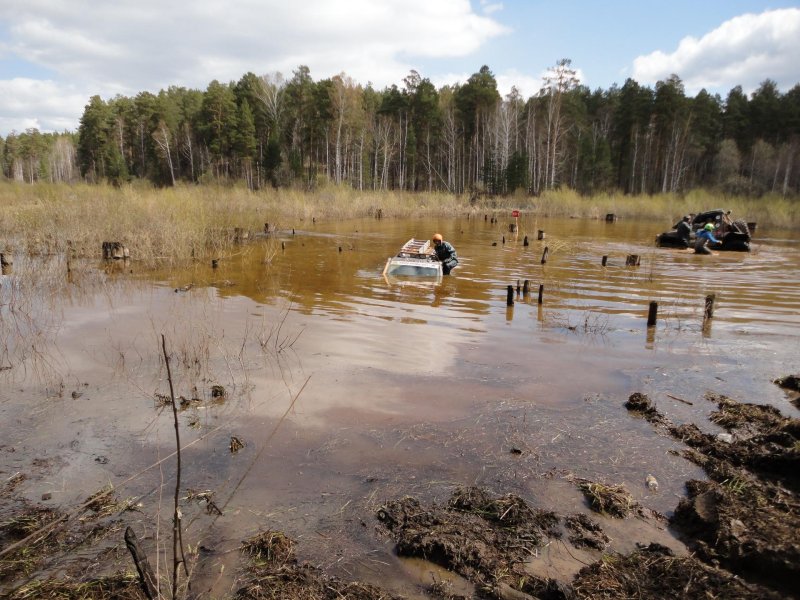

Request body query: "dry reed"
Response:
[1, 182, 796, 266]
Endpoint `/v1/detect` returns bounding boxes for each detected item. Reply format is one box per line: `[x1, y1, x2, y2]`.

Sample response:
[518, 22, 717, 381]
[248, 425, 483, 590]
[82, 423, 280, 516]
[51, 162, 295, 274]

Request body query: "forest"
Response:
[1, 60, 799, 197]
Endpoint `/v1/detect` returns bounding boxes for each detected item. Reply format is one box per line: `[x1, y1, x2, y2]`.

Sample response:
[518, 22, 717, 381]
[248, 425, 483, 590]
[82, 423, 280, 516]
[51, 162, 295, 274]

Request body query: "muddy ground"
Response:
[2, 380, 799, 599]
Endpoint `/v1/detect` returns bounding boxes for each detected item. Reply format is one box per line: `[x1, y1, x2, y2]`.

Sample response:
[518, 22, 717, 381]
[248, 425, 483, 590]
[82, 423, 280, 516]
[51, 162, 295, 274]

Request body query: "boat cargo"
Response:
[383, 238, 442, 278]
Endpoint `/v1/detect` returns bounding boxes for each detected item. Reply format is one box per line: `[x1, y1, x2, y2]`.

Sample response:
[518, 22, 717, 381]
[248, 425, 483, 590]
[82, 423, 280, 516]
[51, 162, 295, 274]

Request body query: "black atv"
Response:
[656, 209, 751, 252]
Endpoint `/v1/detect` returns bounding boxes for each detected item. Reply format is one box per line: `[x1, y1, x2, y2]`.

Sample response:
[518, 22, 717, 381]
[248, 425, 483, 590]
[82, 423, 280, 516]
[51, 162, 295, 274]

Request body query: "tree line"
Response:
[2, 60, 799, 197]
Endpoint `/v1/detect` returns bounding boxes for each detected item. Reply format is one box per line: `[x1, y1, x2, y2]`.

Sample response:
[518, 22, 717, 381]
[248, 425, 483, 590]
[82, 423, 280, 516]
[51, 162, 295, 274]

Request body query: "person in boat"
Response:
[432, 233, 458, 275]
[694, 223, 720, 254]
[676, 215, 692, 245]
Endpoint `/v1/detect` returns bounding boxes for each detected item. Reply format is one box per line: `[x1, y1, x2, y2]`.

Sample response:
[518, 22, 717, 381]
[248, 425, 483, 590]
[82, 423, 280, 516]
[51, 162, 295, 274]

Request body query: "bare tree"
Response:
[152, 120, 176, 185]
[257, 72, 287, 140]
[542, 59, 580, 188]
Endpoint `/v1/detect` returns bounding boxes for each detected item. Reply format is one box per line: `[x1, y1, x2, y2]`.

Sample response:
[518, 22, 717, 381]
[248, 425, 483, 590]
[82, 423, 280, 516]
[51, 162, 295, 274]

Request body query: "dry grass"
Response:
[1, 182, 795, 267]
[577, 481, 638, 518]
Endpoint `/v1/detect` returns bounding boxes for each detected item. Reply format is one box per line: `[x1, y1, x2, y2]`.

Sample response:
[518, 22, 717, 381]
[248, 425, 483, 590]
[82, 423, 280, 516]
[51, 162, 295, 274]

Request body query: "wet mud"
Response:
[4, 387, 799, 599]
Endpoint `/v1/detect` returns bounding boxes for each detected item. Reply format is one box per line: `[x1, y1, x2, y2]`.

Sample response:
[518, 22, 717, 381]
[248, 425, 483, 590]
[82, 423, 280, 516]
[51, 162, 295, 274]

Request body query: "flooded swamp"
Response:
[1, 214, 799, 598]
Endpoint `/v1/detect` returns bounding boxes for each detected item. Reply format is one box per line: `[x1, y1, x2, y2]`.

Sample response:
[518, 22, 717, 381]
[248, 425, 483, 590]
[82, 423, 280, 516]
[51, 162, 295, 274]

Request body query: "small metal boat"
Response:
[383, 238, 442, 278]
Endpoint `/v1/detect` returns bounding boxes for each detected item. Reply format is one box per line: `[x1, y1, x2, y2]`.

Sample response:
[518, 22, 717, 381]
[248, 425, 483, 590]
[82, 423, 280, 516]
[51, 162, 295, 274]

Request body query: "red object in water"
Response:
[512, 210, 520, 218]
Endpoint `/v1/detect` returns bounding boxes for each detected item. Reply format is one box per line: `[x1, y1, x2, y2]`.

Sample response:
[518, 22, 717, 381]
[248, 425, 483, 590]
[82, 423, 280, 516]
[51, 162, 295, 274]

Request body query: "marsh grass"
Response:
[1, 182, 795, 267]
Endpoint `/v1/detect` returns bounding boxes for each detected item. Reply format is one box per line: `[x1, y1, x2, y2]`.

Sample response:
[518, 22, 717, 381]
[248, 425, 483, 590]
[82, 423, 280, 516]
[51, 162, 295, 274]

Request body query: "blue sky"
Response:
[1, 0, 799, 136]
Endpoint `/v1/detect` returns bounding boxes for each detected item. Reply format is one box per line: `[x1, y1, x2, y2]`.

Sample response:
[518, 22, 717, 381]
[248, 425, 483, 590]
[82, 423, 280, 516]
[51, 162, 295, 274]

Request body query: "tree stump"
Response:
[102, 242, 129, 260]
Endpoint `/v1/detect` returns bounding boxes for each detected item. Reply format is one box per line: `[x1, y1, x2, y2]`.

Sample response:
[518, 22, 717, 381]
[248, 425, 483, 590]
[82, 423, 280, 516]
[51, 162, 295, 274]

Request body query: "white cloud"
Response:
[0, 79, 89, 134]
[480, 1, 504, 15]
[0, 0, 508, 135]
[496, 70, 543, 99]
[632, 8, 800, 94]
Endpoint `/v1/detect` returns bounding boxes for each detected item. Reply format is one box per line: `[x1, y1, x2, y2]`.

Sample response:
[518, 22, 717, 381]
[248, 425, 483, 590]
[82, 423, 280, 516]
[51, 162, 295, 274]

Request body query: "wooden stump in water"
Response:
[509, 223, 517, 232]
[523, 235, 529, 247]
[233, 227, 249, 243]
[102, 241, 129, 260]
[606, 213, 617, 222]
[506, 285, 514, 306]
[538, 284, 544, 304]
[522, 280, 530, 296]
[537, 230, 545, 240]
[647, 301, 658, 327]
[626, 254, 640, 266]
[541, 246, 549, 264]
[602, 255, 608, 266]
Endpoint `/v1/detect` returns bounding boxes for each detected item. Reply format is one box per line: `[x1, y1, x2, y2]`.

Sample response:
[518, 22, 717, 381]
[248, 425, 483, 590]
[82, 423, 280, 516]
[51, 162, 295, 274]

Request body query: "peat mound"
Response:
[625, 391, 800, 598]
[572, 542, 781, 600]
[236, 529, 402, 600]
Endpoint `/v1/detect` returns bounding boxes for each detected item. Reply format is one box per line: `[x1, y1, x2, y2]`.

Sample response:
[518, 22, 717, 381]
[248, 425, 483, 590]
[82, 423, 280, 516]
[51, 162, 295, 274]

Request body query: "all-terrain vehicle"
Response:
[656, 209, 752, 252]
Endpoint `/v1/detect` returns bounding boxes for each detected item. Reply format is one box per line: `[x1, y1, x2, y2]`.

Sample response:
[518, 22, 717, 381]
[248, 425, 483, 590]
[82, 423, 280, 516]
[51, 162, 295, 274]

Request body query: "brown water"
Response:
[1, 215, 799, 596]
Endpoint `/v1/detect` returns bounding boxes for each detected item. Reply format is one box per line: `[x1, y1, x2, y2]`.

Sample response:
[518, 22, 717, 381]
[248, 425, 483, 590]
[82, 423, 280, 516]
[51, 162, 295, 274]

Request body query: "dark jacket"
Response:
[676, 220, 692, 243]
[434, 241, 458, 274]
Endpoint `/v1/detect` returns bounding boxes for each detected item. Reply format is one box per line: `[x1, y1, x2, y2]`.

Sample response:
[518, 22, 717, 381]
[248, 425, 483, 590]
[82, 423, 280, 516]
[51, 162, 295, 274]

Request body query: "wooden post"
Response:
[281, 242, 285, 251]
[704, 294, 716, 320]
[647, 301, 658, 327]
[506, 285, 514, 306]
[502, 235, 505, 245]
[606, 213, 617, 222]
[537, 284, 544, 304]
[292, 228, 295, 235]
[338, 246, 342, 252]
[484, 214, 488, 221]
[626, 254, 640, 266]
[601, 255, 608, 266]
[516, 279, 521, 294]
[125, 526, 159, 600]
[102, 242, 129, 260]
[522, 280, 530, 296]
[541, 246, 549, 264]
[523, 235, 529, 247]
[211, 259, 218, 269]
[509, 223, 517, 232]
[264, 222, 270, 234]
[537, 230, 545, 240]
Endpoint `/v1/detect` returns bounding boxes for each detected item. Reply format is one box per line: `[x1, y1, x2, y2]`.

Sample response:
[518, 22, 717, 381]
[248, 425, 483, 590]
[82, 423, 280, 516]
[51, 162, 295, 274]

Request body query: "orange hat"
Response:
[432, 233, 443, 242]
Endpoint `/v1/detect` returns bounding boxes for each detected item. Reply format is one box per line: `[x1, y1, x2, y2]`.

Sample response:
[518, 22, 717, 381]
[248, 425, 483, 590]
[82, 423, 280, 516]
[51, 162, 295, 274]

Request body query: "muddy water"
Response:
[1, 215, 799, 596]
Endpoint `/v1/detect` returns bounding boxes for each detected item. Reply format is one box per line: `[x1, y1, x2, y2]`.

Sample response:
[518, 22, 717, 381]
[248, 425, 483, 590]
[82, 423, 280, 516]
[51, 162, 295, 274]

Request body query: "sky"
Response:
[1, 0, 799, 137]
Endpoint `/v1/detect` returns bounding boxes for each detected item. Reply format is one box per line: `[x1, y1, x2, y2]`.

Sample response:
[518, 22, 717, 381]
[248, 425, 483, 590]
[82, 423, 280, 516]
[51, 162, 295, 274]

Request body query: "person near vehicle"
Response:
[432, 233, 458, 274]
[676, 215, 692, 245]
[694, 223, 720, 254]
